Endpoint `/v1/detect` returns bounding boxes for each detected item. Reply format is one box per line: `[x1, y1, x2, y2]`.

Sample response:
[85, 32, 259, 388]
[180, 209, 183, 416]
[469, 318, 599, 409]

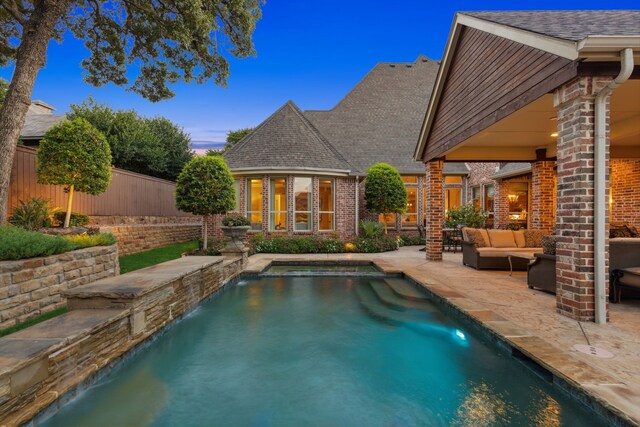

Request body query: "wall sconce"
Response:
[508, 194, 519, 203]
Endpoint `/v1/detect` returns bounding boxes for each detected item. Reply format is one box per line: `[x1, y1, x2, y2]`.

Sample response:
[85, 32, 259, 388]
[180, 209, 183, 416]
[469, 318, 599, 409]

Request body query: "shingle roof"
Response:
[462, 11, 640, 41]
[443, 163, 470, 175]
[492, 162, 532, 179]
[20, 111, 66, 140]
[304, 55, 440, 175]
[224, 101, 353, 172]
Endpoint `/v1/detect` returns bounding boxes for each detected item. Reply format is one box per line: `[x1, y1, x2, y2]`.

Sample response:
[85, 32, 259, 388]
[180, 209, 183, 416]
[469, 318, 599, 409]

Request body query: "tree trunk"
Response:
[0, 1, 70, 224]
[64, 185, 74, 228]
[203, 216, 208, 250]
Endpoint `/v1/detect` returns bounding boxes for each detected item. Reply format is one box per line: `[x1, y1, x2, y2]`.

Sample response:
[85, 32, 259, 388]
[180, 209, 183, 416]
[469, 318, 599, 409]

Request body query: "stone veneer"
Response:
[0, 255, 245, 426]
[100, 223, 202, 256]
[0, 245, 119, 329]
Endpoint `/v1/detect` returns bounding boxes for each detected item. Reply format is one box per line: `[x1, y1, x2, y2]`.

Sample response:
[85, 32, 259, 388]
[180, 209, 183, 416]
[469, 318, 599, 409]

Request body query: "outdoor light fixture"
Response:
[508, 194, 519, 203]
[550, 132, 558, 137]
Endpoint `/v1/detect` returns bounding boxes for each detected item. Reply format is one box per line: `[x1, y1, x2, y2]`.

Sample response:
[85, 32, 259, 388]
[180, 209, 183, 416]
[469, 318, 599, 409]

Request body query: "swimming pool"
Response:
[41, 276, 605, 426]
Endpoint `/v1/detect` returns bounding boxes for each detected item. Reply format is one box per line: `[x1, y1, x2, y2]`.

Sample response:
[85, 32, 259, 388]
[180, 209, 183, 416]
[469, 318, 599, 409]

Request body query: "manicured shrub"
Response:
[53, 211, 90, 227]
[8, 197, 59, 231]
[37, 118, 112, 228]
[352, 236, 398, 253]
[444, 202, 488, 228]
[0, 226, 117, 260]
[0, 226, 74, 260]
[176, 156, 235, 249]
[249, 233, 398, 254]
[398, 234, 424, 246]
[364, 163, 407, 234]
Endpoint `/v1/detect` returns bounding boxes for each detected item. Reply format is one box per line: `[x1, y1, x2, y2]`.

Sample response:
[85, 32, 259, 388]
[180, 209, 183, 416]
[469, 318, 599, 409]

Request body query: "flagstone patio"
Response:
[247, 246, 640, 425]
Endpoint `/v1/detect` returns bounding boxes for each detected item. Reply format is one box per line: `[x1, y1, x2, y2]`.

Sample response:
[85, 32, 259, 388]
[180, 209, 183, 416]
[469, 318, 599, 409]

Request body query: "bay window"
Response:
[270, 178, 287, 231]
[246, 178, 263, 230]
[319, 179, 335, 231]
[294, 177, 312, 231]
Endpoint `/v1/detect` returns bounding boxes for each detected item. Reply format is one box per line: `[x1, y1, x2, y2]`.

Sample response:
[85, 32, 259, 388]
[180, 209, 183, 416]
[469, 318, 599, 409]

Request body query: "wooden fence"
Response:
[7, 145, 191, 217]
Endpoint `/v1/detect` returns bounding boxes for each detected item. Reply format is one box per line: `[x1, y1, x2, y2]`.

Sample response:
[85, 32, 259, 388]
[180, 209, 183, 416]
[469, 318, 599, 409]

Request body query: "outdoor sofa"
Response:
[461, 228, 543, 271]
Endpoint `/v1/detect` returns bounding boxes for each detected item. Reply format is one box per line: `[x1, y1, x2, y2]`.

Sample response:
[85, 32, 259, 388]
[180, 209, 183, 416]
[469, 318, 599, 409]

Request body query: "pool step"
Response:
[384, 278, 428, 301]
[355, 284, 431, 325]
[369, 280, 438, 312]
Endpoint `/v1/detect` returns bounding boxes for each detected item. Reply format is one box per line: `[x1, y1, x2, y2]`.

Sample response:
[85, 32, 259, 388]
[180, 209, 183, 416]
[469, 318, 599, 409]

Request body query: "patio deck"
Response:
[247, 247, 640, 425]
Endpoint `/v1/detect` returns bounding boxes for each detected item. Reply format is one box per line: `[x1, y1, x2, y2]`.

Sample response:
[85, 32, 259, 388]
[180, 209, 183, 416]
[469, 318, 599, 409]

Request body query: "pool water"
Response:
[42, 276, 604, 426]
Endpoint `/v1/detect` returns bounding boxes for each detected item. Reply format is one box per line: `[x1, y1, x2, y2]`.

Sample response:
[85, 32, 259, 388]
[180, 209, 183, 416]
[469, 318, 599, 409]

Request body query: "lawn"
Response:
[119, 240, 199, 274]
[0, 307, 68, 338]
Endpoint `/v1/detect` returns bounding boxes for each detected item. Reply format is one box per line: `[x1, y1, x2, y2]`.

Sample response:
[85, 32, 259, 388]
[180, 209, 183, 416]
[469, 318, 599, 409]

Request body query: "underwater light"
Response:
[455, 329, 466, 340]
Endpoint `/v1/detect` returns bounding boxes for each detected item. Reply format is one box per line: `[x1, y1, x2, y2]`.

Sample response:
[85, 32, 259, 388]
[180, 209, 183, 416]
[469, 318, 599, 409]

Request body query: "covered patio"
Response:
[415, 11, 640, 323]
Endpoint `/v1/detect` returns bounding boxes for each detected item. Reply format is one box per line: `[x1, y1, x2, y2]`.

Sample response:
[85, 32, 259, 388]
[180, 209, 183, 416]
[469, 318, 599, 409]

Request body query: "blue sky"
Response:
[2, 1, 638, 152]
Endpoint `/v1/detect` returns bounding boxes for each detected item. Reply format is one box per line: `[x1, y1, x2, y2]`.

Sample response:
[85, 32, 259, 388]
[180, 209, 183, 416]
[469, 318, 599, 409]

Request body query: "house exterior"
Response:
[215, 56, 473, 240]
[415, 10, 640, 322]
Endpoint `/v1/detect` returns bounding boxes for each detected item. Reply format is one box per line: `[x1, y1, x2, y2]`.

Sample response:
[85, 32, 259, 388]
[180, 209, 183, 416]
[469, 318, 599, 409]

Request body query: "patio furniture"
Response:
[527, 253, 556, 293]
[610, 237, 640, 302]
[506, 252, 536, 276]
[525, 238, 640, 298]
[443, 227, 463, 253]
[461, 228, 542, 270]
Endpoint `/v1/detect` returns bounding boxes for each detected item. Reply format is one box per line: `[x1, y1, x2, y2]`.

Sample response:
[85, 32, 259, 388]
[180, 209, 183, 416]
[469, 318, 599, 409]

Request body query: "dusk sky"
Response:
[2, 1, 638, 153]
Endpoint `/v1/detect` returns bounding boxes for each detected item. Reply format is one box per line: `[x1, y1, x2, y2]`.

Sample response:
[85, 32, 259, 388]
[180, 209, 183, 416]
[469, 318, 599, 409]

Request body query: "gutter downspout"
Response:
[355, 177, 360, 236]
[593, 47, 634, 324]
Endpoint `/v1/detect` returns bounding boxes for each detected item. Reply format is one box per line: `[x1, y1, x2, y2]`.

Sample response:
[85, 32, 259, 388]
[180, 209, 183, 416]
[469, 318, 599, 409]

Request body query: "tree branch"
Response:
[0, 0, 26, 26]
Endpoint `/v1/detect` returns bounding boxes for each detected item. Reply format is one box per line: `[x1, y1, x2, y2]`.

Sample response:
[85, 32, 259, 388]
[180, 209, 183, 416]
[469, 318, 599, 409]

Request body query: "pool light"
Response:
[455, 329, 467, 341]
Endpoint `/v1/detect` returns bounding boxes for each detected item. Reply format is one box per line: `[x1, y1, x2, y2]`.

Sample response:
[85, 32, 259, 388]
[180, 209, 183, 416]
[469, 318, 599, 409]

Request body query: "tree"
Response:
[69, 98, 193, 180]
[0, 1, 263, 224]
[0, 78, 8, 105]
[364, 163, 407, 234]
[225, 127, 253, 151]
[37, 118, 112, 228]
[175, 156, 234, 249]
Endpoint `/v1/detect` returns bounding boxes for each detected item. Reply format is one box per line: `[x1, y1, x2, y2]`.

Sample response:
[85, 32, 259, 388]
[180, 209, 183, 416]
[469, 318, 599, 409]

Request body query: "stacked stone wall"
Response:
[101, 224, 202, 256]
[0, 245, 119, 329]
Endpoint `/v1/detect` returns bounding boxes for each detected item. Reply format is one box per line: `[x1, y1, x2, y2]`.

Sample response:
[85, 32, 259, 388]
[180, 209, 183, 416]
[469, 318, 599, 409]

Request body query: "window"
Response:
[402, 175, 418, 184]
[445, 175, 463, 184]
[484, 184, 495, 214]
[507, 182, 529, 222]
[270, 178, 287, 231]
[246, 178, 263, 230]
[294, 177, 312, 231]
[471, 187, 481, 210]
[445, 188, 462, 212]
[402, 188, 417, 227]
[233, 179, 241, 212]
[319, 179, 334, 231]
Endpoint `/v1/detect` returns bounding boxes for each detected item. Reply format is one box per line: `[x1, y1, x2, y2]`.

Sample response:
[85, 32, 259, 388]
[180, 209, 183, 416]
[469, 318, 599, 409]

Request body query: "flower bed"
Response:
[248, 233, 402, 255]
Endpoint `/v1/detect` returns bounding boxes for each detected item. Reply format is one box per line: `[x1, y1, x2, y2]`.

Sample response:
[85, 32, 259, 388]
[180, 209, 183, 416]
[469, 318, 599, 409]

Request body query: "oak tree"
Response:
[0, 0, 263, 223]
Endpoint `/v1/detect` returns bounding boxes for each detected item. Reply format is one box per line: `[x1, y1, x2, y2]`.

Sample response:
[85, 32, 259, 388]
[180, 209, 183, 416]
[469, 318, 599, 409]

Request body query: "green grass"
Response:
[119, 240, 199, 274]
[0, 307, 68, 338]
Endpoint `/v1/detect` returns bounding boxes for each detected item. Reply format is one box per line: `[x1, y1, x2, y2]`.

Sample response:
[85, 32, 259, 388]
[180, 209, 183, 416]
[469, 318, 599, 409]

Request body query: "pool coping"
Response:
[247, 256, 639, 427]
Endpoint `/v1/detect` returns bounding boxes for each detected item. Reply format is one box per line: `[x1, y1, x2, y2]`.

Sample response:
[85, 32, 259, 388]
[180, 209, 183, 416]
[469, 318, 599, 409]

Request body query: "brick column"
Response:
[531, 161, 556, 233]
[554, 76, 613, 321]
[493, 181, 509, 229]
[425, 160, 444, 260]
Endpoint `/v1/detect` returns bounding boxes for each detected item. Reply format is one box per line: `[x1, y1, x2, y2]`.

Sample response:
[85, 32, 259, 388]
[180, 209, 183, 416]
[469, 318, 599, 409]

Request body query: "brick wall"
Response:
[425, 160, 444, 260]
[610, 159, 640, 229]
[0, 245, 118, 329]
[531, 161, 557, 233]
[101, 224, 202, 256]
[554, 75, 613, 321]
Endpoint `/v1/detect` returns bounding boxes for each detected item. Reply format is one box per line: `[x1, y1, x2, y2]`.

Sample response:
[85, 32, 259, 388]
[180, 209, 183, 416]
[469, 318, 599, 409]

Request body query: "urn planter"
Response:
[220, 225, 250, 253]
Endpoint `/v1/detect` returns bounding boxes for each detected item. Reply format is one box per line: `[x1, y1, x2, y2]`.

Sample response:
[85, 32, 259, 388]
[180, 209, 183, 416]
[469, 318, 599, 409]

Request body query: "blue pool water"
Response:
[42, 276, 604, 426]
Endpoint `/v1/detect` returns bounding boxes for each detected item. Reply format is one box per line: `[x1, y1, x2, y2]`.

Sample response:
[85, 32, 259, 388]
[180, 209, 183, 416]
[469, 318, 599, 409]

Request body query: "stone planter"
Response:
[220, 226, 250, 253]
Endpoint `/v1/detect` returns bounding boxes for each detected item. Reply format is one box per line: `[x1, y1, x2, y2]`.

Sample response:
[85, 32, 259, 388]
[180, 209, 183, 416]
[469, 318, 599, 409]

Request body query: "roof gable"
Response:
[305, 56, 440, 174]
[224, 101, 353, 173]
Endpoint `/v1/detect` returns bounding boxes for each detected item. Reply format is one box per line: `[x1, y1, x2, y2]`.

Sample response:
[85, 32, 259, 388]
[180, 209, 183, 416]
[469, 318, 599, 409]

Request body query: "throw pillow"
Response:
[541, 235, 557, 255]
[524, 230, 545, 248]
[628, 225, 639, 238]
[467, 229, 488, 248]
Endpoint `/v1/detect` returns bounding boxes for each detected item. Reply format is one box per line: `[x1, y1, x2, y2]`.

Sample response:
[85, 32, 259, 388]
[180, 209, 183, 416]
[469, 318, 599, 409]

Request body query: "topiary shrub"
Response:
[364, 163, 407, 234]
[53, 211, 90, 227]
[175, 156, 235, 249]
[37, 118, 112, 228]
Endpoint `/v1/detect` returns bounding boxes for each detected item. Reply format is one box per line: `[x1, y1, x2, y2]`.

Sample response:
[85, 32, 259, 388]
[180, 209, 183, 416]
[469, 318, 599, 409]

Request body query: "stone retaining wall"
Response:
[0, 255, 245, 426]
[100, 223, 202, 256]
[0, 245, 119, 330]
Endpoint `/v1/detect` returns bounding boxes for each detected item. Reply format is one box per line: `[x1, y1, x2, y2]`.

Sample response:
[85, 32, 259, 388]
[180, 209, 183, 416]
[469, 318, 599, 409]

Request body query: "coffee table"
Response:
[506, 252, 537, 276]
